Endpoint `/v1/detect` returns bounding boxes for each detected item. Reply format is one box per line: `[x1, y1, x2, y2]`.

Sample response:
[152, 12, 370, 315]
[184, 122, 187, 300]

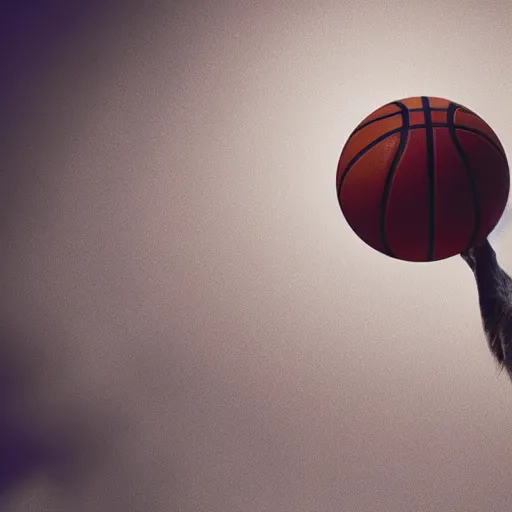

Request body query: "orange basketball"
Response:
[336, 96, 510, 262]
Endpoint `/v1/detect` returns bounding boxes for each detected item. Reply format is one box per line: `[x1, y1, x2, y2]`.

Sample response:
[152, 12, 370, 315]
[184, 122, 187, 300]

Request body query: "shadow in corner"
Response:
[0, 317, 124, 503]
[0, 320, 50, 496]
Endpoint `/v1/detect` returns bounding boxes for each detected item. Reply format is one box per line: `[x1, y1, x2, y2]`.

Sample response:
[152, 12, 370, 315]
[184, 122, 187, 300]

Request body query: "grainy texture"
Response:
[462, 241, 512, 376]
[2, 1, 512, 511]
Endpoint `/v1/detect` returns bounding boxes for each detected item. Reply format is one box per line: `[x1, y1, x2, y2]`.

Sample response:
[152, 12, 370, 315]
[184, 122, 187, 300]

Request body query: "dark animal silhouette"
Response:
[461, 239, 512, 379]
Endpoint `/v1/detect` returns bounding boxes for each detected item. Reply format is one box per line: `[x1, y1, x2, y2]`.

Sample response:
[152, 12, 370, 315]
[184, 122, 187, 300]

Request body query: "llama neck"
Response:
[474, 243, 512, 313]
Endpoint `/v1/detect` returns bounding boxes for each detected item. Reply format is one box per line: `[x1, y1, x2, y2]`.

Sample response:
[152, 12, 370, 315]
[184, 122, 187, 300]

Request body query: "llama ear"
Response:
[489, 201, 512, 243]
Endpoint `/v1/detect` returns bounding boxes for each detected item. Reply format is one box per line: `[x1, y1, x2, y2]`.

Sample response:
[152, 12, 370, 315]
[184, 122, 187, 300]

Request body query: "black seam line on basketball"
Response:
[454, 105, 478, 116]
[452, 126, 507, 162]
[336, 127, 402, 197]
[409, 107, 447, 112]
[348, 111, 401, 139]
[422, 96, 435, 261]
[345, 107, 477, 144]
[406, 123, 505, 158]
[447, 102, 480, 251]
[378, 101, 410, 257]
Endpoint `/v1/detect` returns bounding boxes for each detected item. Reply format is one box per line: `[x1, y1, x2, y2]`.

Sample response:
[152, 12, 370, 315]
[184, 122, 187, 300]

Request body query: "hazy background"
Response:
[3, 0, 512, 510]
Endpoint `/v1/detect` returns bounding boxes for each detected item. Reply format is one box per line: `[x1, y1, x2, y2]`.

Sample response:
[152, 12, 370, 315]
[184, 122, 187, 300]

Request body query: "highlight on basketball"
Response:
[336, 96, 510, 262]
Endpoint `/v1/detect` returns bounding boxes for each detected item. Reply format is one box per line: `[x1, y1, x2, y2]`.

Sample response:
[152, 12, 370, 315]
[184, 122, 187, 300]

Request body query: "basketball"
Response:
[336, 96, 510, 262]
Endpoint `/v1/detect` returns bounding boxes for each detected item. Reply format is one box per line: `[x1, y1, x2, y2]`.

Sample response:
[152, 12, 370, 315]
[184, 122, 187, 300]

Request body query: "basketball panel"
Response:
[409, 111, 425, 126]
[428, 97, 451, 109]
[454, 109, 507, 158]
[431, 111, 447, 124]
[385, 129, 430, 261]
[339, 133, 401, 254]
[354, 104, 401, 131]
[455, 130, 510, 244]
[337, 116, 403, 184]
[397, 97, 423, 109]
[433, 128, 475, 259]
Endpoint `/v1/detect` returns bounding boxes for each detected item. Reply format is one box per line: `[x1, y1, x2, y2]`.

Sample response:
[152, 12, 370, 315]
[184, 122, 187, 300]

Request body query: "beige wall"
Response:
[3, 1, 512, 510]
